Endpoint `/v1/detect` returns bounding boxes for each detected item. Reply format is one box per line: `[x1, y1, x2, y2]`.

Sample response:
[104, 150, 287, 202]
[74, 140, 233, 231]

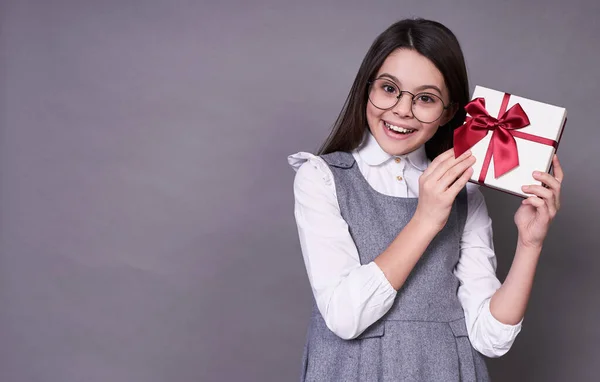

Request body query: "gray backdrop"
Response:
[1, 0, 598, 381]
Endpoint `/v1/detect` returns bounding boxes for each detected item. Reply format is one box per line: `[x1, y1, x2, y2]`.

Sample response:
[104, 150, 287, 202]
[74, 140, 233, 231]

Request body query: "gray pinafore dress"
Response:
[300, 152, 490, 381]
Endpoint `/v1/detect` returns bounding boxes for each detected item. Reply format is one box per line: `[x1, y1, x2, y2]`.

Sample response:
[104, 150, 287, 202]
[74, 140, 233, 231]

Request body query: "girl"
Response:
[288, 18, 563, 381]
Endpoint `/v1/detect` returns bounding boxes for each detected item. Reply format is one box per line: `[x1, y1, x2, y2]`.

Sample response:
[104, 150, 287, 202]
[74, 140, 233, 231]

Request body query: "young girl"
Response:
[288, 18, 563, 381]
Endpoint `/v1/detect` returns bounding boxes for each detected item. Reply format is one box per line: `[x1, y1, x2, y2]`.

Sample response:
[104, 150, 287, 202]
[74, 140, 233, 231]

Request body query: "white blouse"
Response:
[288, 131, 522, 358]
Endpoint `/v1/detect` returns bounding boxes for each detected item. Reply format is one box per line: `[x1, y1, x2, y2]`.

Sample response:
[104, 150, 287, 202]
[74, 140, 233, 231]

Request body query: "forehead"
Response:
[375, 49, 447, 95]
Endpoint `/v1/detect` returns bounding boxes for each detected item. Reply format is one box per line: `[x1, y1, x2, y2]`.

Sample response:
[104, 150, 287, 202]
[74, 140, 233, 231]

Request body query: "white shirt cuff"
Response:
[473, 299, 523, 357]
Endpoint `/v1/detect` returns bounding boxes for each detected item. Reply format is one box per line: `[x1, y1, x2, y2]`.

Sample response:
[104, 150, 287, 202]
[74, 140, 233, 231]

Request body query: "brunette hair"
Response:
[317, 18, 470, 160]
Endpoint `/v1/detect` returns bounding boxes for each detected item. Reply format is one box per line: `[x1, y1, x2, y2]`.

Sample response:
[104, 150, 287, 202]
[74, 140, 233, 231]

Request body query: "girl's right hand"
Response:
[414, 148, 476, 232]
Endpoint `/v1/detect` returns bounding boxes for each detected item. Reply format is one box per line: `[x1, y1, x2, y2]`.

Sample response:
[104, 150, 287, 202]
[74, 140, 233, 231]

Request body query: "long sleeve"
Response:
[455, 184, 522, 357]
[290, 153, 397, 340]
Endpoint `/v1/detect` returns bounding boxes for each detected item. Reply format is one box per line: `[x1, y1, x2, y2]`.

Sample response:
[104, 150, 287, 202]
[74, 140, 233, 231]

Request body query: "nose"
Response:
[392, 91, 414, 118]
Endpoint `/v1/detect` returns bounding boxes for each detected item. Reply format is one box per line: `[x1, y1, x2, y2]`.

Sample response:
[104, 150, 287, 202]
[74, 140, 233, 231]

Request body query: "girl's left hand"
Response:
[514, 154, 564, 249]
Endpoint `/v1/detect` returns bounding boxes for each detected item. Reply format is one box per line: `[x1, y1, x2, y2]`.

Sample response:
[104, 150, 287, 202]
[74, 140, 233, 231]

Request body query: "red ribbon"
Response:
[454, 94, 558, 182]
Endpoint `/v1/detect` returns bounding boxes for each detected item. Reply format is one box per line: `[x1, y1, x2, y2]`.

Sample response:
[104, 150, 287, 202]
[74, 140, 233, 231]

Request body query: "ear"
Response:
[440, 103, 459, 127]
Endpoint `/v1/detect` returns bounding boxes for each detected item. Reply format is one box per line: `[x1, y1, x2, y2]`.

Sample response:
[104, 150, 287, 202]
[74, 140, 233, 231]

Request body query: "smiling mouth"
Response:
[384, 121, 416, 134]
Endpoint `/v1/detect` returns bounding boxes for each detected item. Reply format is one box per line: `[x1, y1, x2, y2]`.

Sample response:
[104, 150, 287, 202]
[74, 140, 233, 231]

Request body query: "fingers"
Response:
[427, 149, 474, 182]
[528, 156, 563, 213]
[534, 170, 560, 191]
[522, 184, 557, 217]
[522, 195, 550, 223]
[423, 148, 461, 177]
[522, 196, 549, 219]
[551, 154, 564, 183]
[447, 166, 474, 196]
[534, 155, 563, 190]
[438, 156, 476, 189]
[522, 184, 553, 200]
[533, 170, 561, 210]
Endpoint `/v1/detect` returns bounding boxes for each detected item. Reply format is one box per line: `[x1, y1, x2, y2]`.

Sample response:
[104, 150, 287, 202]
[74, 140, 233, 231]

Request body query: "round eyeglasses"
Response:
[368, 78, 451, 124]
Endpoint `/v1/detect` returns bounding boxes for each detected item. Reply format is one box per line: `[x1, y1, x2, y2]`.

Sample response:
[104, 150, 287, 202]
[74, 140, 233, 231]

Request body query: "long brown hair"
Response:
[317, 18, 470, 161]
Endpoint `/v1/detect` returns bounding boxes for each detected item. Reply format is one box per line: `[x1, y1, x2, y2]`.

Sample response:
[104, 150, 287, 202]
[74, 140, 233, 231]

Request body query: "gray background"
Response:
[1, 0, 598, 381]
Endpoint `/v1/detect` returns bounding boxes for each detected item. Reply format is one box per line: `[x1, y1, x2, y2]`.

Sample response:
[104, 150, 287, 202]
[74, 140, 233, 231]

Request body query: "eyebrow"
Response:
[377, 73, 444, 96]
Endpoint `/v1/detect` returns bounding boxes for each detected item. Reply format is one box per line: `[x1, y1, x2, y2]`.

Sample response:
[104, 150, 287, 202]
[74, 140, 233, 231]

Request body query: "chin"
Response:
[373, 130, 423, 156]
[382, 143, 418, 156]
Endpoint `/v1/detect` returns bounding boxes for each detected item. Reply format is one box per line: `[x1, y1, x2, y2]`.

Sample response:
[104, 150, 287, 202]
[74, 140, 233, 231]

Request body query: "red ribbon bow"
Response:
[454, 97, 530, 179]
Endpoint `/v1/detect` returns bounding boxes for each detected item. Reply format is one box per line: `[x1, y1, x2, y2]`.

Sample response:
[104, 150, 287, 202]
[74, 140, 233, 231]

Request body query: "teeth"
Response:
[384, 121, 415, 133]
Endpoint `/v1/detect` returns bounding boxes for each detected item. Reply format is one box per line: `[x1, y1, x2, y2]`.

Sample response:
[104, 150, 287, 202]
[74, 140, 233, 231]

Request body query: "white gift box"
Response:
[454, 85, 567, 197]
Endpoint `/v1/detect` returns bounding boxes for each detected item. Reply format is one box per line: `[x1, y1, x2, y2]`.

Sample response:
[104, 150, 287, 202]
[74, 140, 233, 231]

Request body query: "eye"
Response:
[381, 83, 398, 94]
[417, 94, 433, 103]
[416, 93, 440, 104]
